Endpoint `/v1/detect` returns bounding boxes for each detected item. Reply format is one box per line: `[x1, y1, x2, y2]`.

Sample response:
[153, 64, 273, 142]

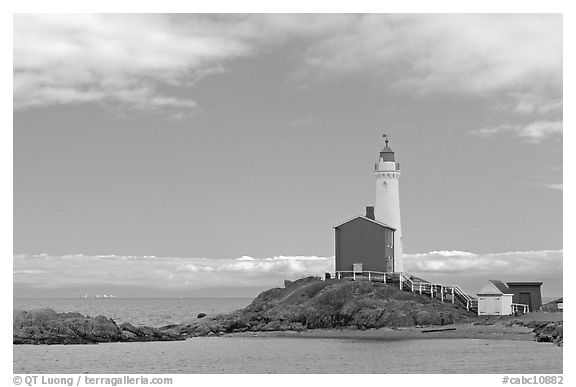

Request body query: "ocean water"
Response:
[13, 298, 251, 326]
[14, 337, 562, 374]
[13, 298, 563, 374]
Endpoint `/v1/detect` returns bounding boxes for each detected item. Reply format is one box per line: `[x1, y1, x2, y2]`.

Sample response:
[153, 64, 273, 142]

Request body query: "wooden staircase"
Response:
[331, 271, 478, 313]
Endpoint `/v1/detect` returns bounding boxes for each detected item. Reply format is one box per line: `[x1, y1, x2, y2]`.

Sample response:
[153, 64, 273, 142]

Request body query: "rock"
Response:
[118, 322, 137, 333]
[192, 325, 212, 336]
[13, 309, 122, 344]
[508, 320, 563, 346]
[14, 277, 479, 344]
[261, 321, 285, 331]
[554, 325, 563, 345]
[182, 276, 475, 336]
[121, 330, 137, 341]
[118, 322, 184, 342]
[14, 309, 185, 345]
[533, 322, 563, 345]
[160, 324, 180, 330]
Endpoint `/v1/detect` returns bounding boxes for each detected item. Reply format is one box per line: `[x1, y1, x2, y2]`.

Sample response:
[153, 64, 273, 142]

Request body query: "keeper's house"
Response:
[334, 206, 396, 273]
[477, 280, 514, 316]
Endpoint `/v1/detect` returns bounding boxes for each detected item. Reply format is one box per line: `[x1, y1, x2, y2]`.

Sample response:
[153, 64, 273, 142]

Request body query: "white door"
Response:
[482, 297, 500, 315]
[478, 297, 500, 316]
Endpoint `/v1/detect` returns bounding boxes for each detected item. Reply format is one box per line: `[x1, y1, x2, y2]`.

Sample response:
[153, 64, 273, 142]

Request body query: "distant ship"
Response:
[80, 294, 116, 298]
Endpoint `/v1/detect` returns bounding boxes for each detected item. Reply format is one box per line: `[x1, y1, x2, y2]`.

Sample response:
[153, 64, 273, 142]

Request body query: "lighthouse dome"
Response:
[379, 145, 395, 162]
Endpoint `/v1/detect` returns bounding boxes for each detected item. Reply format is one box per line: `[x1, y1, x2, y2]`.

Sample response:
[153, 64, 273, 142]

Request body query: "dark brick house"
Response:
[334, 207, 396, 273]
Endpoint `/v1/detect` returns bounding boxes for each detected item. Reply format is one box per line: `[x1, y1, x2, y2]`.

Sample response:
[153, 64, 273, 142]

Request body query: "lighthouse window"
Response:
[382, 181, 388, 192]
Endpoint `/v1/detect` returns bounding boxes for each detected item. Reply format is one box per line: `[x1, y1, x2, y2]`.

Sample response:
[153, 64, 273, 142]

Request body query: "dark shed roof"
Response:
[506, 282, 543, 287]
[490, 280, 512, 294]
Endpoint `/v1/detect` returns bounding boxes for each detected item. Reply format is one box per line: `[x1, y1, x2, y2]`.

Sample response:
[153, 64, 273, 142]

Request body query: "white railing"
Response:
[511, 303, 529, 315]
[332, 271, 478, 311]
[452, 285, 476, 311]
[333, 270, 389, 281]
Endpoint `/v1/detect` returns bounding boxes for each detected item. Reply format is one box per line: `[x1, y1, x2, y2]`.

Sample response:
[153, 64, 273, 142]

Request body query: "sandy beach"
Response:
[228, 312, 563, 343]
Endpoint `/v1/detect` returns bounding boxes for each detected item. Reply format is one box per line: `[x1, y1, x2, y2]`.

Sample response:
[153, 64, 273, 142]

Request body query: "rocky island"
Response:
[13, 309, 185, 344]
[180, 276, 475, 335]
[13, 277, 563, 345]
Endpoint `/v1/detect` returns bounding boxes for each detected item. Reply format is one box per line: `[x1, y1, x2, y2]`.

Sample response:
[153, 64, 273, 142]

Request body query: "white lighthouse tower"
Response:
[374, 135, 404, 272]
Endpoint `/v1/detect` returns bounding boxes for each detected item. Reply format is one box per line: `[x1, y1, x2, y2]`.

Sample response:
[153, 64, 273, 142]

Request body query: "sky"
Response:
[12, 14, 563, 298]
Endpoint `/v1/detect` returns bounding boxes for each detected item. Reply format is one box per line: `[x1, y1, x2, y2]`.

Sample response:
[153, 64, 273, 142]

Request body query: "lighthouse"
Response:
[374, 135, 403, 272]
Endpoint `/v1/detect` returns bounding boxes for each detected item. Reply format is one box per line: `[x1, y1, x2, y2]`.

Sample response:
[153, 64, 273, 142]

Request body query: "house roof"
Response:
[334, 215, 396, 231]
[506, 282, 543, 287]
[490, 280, 512, 294]
[477, 280, 513, 296]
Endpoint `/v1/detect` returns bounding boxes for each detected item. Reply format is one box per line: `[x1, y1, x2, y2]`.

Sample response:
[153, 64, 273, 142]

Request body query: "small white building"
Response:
[476, 280, 514, 316]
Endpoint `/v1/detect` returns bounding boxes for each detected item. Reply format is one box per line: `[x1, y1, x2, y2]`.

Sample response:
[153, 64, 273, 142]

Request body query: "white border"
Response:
[3, 2, 571, 384]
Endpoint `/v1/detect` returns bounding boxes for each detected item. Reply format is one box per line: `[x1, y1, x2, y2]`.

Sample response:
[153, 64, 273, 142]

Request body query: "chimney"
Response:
[365, 206, 375, 220]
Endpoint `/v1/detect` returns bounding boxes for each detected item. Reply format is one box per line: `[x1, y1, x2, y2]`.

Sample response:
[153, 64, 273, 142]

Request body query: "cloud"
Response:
[404, 250, 562, 275]
[303, 15, 561, 95]
[14, 14, 562, 121]
[14, 15, 225, 113]
[302, 14, 563, 142]
[505, 94, 563, 116]
[404, 250, 562, 296]
[546, 183, 563, 190]
[14, 249, 562, 297]
[13, 14, 349, 114]
[474, 120, 563, 142]
[13, 253, 334, 293]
